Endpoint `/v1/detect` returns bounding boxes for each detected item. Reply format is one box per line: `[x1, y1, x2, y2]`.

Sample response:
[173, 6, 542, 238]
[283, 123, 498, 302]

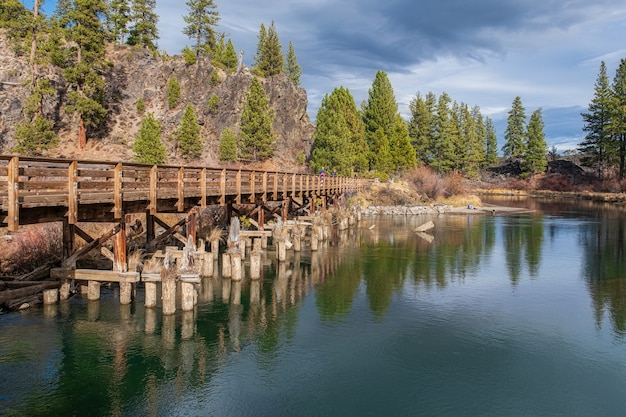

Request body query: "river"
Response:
[1, 197, 625, 417]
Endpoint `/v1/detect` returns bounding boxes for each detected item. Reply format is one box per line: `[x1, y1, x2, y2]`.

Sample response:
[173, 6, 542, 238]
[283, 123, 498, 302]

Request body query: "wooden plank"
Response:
[62, 223, 121, 267]
[50, 268, 140, 283]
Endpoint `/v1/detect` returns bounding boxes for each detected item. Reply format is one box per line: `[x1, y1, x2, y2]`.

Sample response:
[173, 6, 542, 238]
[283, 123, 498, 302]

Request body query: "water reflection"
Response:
[2, 199, 626, 416]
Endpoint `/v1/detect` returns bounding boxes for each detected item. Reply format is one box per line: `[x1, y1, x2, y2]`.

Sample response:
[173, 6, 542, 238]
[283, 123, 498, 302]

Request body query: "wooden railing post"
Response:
[262, 171, 268, 202]
[235, 169, 242, 204]
[249, 171, 256, 203]
[114, 162, 123, 219]
[220, 169, 226, 206]
[149, 165, 157, 215]
[68, 161, 78, 224]
[7, 156, 19, 231]
[272, 172, 278, 200]
[177, 167, 184, 212]
[200, 167, 207, 208]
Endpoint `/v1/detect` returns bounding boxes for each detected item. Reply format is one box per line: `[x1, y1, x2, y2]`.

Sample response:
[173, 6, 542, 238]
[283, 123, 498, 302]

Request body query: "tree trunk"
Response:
[79, 117, 86, 149]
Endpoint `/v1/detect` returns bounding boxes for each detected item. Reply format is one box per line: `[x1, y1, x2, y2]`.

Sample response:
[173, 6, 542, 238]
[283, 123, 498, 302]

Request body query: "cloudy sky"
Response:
[27, 0, 626, 152]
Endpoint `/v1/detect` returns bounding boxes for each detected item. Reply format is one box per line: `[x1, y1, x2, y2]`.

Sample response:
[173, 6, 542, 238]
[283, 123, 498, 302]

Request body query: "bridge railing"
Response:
[1, 156, 368, 231]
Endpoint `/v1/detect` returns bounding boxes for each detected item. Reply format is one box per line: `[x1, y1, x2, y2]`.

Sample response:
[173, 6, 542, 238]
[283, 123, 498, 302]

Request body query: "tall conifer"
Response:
[183, 0, 220, 55]
[502, 96, 527, 158]
[523, 108, 547, 176]
[240, 78, 275, 160]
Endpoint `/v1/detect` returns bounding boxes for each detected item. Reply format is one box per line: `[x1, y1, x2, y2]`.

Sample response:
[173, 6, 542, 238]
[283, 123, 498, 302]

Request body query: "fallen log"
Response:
[12, 259, 60, 282]
[0, 281, 59, 304]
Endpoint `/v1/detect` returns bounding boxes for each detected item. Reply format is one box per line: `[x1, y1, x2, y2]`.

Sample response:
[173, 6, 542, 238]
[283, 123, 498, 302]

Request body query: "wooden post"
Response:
[231, 252, 242, 281]
[162, 271, 176, 316]
[146, 210, 155, 243]
[222, 253, 231, 277]
[250, 251, 261, 280]
[144, 282, 157, 308]
[87, 281, 100, 300]
[186, 210, 197, 245]
[7, 156, 19, 232]
[114, 162, 123, 219]
[181, 281, 195, 311]
[177, 167, 185, 212]
[43, 289, 58, 305]
[68, 161, 78, 225]
[114, 216, 129, 306]
[200, 167, 207, 208]
[149, 165, 157, 215]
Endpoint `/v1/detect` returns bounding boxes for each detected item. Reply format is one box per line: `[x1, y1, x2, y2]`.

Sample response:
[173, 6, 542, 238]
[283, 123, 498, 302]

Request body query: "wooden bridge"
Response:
[0, 155, 366, 271]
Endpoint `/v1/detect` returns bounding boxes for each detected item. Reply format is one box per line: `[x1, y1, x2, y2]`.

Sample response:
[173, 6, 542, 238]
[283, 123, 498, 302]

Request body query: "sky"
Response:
[24, 0, 626, 152]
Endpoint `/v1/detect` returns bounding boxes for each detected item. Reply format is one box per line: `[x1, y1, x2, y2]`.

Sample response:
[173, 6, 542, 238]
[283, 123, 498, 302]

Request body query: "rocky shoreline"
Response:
[359, 204, 533, 216]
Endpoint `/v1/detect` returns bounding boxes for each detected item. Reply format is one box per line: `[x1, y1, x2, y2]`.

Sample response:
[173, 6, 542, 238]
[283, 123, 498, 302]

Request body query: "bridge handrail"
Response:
[1, 155, 368, 231]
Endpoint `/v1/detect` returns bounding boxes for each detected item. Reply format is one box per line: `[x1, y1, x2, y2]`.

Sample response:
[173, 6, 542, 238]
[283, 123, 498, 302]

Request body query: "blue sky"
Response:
[23, 0, 626, 152]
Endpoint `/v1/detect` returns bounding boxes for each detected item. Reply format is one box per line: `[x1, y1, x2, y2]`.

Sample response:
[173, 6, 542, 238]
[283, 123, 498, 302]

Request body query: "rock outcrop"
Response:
[0, 32, 314, 168]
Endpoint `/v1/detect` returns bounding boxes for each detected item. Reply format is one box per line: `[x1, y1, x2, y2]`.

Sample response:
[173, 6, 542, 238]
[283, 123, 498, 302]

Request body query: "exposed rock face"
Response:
[0, 33, 314, 168]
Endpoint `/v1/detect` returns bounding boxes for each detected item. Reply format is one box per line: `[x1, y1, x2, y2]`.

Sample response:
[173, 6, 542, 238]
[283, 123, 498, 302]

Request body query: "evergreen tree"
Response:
[431, 92, 455, 173]
[311, 86, 367, 175]
[176, 103, 202, 159]
[128, 0, 158, 52]
[13, 115, 58, 156]
[240, 77, 276, 160]
[133, 113, 166, 164]
[461, 103, 483, 177]
[183, 0, 220, 56]
[221, 39, 238, 71]
[0, 0, 30, 53]
[389, 113, 417, 171]
[285, 41, 301, 87]
[253, 21, 282, 77]
[523, 108, 547, 176]
[108, 0, 131, 43]
[471, 105, 488, 168]
[611, 58, 626, 178]
[502, 96, 527, 158]
[166, 76, 180, 109]
[579, 62, 614, 178]
[362, 70, 400, 173]
[484, 117, 499, 166]
[219, 128, 238, 161]
[408, 92, 436, 164]
[60, 0, 108, 149]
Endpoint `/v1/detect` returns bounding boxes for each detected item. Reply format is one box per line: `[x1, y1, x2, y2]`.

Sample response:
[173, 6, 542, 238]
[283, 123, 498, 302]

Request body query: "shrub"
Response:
[207, 93, 219, 113]
[136, 98, 145, 114]
[407, 165, 445, 200]
[166, 76, 180, 109]
[182, 46, 197, 65]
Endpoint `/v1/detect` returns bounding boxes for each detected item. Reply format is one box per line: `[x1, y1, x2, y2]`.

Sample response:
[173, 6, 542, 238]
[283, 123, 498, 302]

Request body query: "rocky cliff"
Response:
[0, 33, 314, 169]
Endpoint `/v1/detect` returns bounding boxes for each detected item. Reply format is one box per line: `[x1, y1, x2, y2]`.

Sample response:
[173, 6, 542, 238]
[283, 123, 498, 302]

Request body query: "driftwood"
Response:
[0, 281, 59, 305]
[414, 220, 435, 233]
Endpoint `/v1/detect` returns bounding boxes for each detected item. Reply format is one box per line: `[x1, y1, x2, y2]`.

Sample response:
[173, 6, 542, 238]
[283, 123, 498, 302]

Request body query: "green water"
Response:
[1, 198, 625, 417]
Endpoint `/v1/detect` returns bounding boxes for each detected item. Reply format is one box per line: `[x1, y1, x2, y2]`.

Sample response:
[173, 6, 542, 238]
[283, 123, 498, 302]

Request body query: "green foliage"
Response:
[166, 76, 180, 109]
[13, 116, 58, 156]
[220, 39, 238, 71]
[136, 97, 145, 114]
[176, 103, 202, 159]
[207, 93, 219, 113]
[484, 117, 499, 166]
[611, 58, 626, 178]
[183, 0, 220, 55]
[311, 86, 367, 176]
[127, 0, 159, 52]
[253, 21, 283, 77]
[361, 70, 417, 174]
[408, 92, 436, 163]
[295, 151, 306, 165]
[502, 96, 527, 158]
[108, 0, 131, 43]
[209, 70, 221, 86]
[240, 77, 276, 160]
[133, 113, 166, 164]
[219, 128, 238, 161]
[285, 41, 301, 87]
[523, 108, 547, 176]
[579, 62, 615, 178]
[182, 46, 197, 65]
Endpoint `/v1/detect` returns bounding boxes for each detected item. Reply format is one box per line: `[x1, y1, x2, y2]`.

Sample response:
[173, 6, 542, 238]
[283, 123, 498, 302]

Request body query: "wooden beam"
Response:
[146, 216, 186, 250]
[73, 224, 114, 262]
[149, 165, 157, 215]
[63, 223, 121, 267]
[113, 215, 128, 272]
[177, 167, 184, 212]
[114, 162, 122, 219]
[7, 156, 19, 231]
[68, 161, 78, 224]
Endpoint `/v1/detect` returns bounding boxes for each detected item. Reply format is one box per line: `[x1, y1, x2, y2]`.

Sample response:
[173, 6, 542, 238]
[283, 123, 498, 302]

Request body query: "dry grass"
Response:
[0, 223, 62, 275]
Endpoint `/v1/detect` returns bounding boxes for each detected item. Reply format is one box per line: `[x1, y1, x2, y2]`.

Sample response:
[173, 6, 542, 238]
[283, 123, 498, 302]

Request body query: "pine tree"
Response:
[408, 92, 436, 164]
[523, 108, 547, 176]
[177, 103, 202, 159]
[502, 96, 527, 158]
[389, 113, 417, 171]
[611, 58, 626, 178]
[133, 113, 166, 164]
[221, 39, 238, 71]
[183, 0, 220, 56]
[431, 92, 455, 173]
[128, 0, 159, 52]
[166, 76, 180, 109]
[0, 0, 30, 53]
[240, 77, 276, 160]
[362, 70, 401, 173]
[461, 103, 483, 177]
[219, 128, 238, 161]
[108, 0, 131, 43]
[13, 115, 58, 156]
[285, 41, 301, 87]
[253, 21, 282, 77]
[311, 87, 367, 175]
[60, 0, 108, 149]
[484, 117, 499, 166]
[579, 62, 615, 178]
